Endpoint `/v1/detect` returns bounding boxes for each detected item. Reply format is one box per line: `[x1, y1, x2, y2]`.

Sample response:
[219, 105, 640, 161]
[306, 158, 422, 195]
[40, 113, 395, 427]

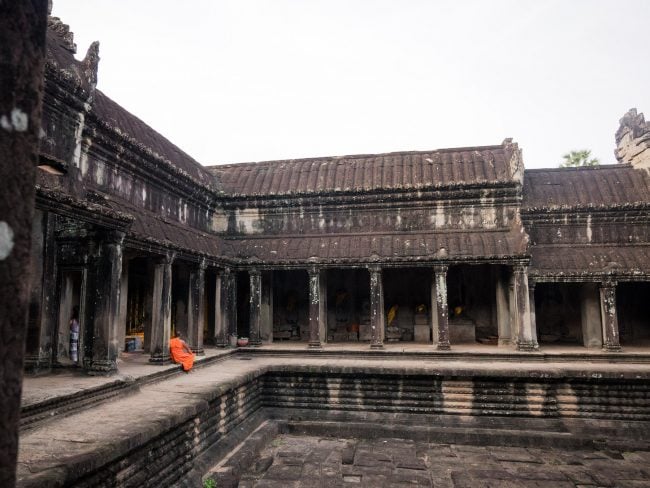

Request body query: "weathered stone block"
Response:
[414, 324, 430, 342]
[449, 323, 475, 343]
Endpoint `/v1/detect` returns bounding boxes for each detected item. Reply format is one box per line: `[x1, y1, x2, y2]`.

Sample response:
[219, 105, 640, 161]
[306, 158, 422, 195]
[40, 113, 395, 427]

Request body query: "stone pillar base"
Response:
[83, 359, 118, 375]
[603, 344, 622, 352]
[148, 353, 172, 365]
[191, 347, 205, 356]
[436, 342, 451, 351]
[516, 341, 539, 352]
[308, 341, 322, 349]
[370, 343, 384, 350]
[23, 354, 52, 374]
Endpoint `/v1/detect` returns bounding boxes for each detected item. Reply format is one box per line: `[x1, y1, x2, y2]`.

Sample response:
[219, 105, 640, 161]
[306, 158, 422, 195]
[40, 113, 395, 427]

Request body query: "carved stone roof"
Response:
[209, 141, 522, 197]
[221, 229, 528, 265]
[522, 164, 650, 210]
[45, 19, 218, 191]
[45, 18, 97, 92]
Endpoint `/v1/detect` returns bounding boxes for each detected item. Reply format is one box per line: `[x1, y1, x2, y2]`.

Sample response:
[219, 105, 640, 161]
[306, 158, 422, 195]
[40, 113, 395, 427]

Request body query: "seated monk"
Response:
[169, 333, 195, 372]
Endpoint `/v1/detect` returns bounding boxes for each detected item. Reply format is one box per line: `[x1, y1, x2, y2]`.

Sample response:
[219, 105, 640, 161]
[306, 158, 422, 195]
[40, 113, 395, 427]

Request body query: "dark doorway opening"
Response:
[383, 268, 431, 342]
[56, 268, 85, 365]
[446, 264, 497, 345]
[272, 270, 308, 342]
[326, 268, 368, 342]
[204, 270, 216, 345]
[236, 271, 250, 338]
[618, 282, 650, 347]
[535, 283, 582, 346]
[124, 258, 150, 352]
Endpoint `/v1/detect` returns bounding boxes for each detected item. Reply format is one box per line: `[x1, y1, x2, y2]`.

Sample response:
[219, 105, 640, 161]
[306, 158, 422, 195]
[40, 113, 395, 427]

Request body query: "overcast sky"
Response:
[52, 0, 649, 168]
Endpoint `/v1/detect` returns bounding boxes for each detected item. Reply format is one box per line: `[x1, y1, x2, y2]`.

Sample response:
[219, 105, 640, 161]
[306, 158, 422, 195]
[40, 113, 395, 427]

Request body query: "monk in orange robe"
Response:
[169, 333, 195, 372]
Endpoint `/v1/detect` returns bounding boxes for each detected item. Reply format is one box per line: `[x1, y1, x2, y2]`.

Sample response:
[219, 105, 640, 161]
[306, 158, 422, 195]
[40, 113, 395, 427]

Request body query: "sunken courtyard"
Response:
[14, 13, 650, 488]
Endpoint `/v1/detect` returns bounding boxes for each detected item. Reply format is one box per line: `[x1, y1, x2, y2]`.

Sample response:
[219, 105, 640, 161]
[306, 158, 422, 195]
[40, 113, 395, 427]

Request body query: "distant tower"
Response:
[615, 108, 650, 172]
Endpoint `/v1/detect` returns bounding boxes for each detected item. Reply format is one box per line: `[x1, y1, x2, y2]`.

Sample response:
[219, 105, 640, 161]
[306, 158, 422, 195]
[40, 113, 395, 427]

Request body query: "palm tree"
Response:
[560, 150, 600, 168]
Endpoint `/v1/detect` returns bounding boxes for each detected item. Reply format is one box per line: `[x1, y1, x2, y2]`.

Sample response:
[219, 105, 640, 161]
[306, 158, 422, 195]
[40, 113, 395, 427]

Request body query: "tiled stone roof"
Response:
[210, 142, 521, 197]
[90, 91, 217, 189]
[523, 164, 650, 209]
[102, 194, 220, 256]
[222, 229, 528, 264]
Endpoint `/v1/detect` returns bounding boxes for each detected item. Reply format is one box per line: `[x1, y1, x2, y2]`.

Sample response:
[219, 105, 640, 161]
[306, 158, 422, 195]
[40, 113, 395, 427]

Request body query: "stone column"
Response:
[599, 279, 621, 352]
[249, 268, 262, 346]
[513, 265, 538, 351]
[214, 269, 228, 347]
[84, 230, 125, 374]
[117, 256, 129, 355]
[308, 267, 326, 349]
[369, 266, 385, 349]
[228, 270, 238, 344]
[528, 279, 539, 348]
[143, 261, 154, 353]
[433, 265, 450, 350]
[149, 253, 174, 363]
[24, 210, 58, 372]
[218, 268, 237, 346]
[580, 282, 602, 348]
[495, 269, 511, 346]
[187, 259, 206, 355]
[260, 271, 274, 343]
[508, 274, 518, 344]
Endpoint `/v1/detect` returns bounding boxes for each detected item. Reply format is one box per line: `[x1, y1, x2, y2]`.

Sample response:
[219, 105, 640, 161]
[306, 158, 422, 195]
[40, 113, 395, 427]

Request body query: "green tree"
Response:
[560, 150, 600, 168]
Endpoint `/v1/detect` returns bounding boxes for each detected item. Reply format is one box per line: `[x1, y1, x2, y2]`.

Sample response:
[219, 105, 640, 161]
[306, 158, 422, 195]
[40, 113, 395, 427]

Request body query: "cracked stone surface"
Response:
[238, 435, 650, 487]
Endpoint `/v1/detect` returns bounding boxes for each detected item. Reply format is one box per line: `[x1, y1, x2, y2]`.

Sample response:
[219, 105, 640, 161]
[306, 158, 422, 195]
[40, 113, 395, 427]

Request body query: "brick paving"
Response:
[238, 435, 650, 487]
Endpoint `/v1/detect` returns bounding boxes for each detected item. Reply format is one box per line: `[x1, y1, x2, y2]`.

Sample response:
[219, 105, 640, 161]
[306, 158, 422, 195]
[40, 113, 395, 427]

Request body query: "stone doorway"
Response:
[124, 258, 150, 353]
[618, 282, 650, 347]
[326, 268, 369, 343]
[56, 268, 86, 366]
[383, 267, 432, 343]
[272, 270, 308, 342]
[446, 264, 498, 345]
[235, 271, 251, 339]
[535, 283, 583, 346]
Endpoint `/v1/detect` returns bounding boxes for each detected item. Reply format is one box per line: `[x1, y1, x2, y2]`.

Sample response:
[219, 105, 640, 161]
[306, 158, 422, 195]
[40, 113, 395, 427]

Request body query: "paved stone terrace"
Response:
[238, 434, 650, 488]
[20, 342, 650, 407]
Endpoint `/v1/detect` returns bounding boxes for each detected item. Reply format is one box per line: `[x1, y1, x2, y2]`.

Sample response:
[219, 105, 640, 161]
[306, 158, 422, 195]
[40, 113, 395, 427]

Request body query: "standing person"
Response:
[69, 306, 80, 363]
[170, 332, 195, 372]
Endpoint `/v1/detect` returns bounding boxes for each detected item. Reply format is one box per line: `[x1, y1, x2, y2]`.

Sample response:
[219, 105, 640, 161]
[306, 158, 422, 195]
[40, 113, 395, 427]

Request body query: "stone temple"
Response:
[29, 17, 650, 373]
[14, 13, 650, 488]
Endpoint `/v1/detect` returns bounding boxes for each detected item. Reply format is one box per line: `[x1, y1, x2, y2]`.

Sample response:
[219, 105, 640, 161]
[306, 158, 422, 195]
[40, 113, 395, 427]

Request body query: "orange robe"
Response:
[169, 337, 195, 371]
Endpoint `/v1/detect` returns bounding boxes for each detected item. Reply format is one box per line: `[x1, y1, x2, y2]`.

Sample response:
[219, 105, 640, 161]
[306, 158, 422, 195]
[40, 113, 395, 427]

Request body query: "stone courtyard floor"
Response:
[237, 435, 650, 488]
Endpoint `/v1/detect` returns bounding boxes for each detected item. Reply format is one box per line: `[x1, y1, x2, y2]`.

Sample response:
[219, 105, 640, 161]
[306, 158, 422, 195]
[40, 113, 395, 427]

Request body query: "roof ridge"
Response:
[207, 143, 509, 169]
[524, 163, 631, 173]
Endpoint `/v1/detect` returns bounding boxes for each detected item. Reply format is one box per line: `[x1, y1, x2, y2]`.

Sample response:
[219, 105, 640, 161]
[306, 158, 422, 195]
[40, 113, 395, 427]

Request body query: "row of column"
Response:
[300, 264, 620, 352]
[94, 248, 211, 371]
[90, 255, 623, 374]
[212, 267, 261, 348]
[301, 264, 458, 350]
